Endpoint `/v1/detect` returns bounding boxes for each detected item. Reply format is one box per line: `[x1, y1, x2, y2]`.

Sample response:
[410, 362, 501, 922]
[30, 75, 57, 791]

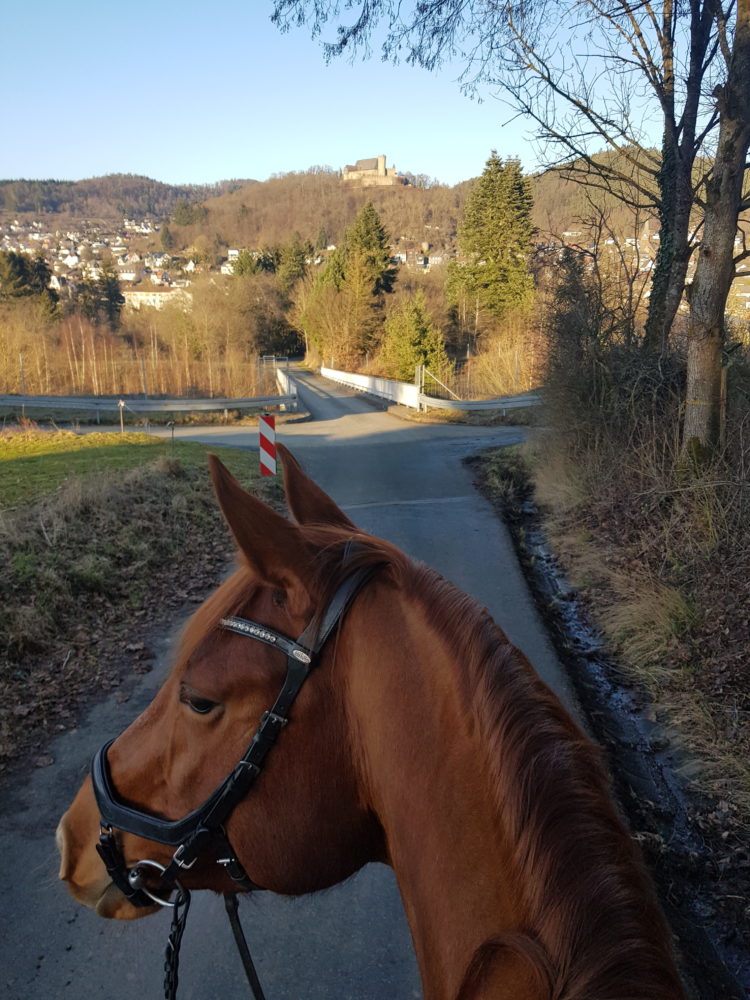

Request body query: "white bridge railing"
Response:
[320, 367, 541, 413]
[320, 367, 421, 408]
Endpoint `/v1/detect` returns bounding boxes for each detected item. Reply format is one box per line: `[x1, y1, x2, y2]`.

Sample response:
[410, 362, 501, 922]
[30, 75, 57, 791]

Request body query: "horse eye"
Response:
[180, 690, 218, 715]
[272, 589, 286, 608]
[187, 697, 217, 715]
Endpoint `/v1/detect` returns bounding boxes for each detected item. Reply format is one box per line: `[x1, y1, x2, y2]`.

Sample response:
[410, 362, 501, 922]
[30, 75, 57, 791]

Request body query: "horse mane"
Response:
[185, 519, 683, 999]
[301, 527, 685, 1000]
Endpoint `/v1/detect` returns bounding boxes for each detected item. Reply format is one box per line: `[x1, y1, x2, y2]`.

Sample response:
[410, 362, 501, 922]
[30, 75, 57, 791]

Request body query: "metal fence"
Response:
[0, 357, 299, 422]
[0, 393, 297, 413]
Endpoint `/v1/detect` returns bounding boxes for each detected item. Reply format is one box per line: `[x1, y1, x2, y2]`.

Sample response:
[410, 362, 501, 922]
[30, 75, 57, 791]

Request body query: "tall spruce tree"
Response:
[343, 201, 396, 294]
[97, 259, 125, 329]
[451, 153, 533, 324]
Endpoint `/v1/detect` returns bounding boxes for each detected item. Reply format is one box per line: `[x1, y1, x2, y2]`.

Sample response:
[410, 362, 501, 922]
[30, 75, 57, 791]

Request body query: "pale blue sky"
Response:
[2, 1, 540, 187]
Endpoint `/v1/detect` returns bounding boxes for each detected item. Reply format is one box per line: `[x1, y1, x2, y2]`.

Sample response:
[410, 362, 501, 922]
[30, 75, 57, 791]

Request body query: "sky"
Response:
[2, 1, 541, 188]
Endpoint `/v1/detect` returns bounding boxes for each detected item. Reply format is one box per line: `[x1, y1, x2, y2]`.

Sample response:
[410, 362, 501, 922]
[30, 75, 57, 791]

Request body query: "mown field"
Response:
[0, 427, 279, 773]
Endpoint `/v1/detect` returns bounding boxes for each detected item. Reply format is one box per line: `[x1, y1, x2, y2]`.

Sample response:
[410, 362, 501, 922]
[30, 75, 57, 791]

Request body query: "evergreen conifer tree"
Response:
[343, 202, 396, 294]
[96, 259, 125, 329]
[304, 202, 396, 365]
[379, 292, 451, 381]
[277, 233, 310, 296]
[452, 153, 534, 323]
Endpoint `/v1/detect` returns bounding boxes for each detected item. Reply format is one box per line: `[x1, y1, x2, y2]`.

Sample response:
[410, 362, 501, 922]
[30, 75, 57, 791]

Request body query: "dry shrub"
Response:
[601, 574, 698, 678]
[464, 305, 546, 398]
[532, 249, 750, 809]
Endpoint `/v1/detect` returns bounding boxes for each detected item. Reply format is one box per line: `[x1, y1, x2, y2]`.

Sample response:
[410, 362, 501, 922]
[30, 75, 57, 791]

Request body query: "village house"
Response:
[122, 287, 191, 311]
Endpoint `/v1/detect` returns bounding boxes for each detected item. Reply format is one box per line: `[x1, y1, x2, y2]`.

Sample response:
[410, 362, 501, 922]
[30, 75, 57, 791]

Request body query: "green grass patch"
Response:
[0, 430, 262, 509]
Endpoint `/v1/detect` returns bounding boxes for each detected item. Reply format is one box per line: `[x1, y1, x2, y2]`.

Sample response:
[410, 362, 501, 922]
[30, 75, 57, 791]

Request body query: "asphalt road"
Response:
[0, 373, 576, 999]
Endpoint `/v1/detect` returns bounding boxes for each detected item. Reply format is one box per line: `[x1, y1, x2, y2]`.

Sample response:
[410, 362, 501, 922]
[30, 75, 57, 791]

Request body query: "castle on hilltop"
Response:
[343, 155, 404, 187]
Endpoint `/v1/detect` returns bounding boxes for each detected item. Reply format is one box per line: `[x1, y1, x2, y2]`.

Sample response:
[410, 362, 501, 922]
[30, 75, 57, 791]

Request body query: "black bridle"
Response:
[89, 553, 378, 999]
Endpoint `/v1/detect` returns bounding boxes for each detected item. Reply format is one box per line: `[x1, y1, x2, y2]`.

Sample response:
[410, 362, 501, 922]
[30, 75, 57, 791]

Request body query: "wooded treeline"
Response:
[0, 175, 252, 219]
[2, 163, 667, 252]
[159, 161, 668, 254]
[0, 260, 288, 398]
[0, 155, 544, 400]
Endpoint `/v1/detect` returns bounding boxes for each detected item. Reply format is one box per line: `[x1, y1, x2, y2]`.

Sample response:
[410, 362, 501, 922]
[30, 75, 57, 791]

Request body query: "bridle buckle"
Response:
[171, 844, 198, 871]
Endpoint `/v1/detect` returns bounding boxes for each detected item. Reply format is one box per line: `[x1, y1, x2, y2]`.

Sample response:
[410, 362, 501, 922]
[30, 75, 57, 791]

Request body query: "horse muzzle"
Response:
[56, 781, 159, 921]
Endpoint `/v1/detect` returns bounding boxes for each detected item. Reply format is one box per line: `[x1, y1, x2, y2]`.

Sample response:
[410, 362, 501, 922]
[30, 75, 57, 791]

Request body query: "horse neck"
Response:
[340, 574, 686, 1000]
[342, 588, 545, 1000]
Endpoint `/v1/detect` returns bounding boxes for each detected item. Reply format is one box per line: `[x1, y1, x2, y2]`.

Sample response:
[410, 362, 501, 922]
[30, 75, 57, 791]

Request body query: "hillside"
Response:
[0, 153, 667, 250]
[166, 161, 660, 254]
[0, 174, 254, 220]
[531, 148, 662, 239]
[163, 168, 473, 252]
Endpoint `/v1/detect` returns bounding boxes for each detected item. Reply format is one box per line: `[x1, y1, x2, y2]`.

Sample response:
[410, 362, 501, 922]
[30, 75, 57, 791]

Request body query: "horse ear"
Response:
[207, 454, 310, 583]
[277, 443, 356, 529]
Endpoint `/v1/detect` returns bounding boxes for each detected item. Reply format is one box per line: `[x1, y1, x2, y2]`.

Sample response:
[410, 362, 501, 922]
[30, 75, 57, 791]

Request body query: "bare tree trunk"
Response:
[644, 184, 693, 352]
[682, 2, 750, 453]
[90, 328, 100, 396]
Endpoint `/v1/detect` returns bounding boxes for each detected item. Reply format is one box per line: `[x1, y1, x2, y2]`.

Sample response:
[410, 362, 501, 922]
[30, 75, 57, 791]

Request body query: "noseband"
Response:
[90, 550, 378, 999]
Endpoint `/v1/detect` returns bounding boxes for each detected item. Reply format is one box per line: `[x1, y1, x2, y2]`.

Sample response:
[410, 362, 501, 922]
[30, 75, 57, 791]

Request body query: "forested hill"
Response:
[165, 162, 656, 252]
[0, 175, 254, 218]
[1, 153, 659, 243]
[174, 169, 474, 252]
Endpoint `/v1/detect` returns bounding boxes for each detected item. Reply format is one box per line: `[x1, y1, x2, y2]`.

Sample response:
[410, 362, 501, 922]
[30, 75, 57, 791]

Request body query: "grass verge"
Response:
[0, 426, 281, 773]
[478, 440, 750, 808]
[474, 441, 750, 987]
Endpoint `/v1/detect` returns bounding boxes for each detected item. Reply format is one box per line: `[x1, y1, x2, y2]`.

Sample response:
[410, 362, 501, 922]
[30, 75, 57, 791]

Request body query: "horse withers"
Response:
[58, 445, 686, 1000]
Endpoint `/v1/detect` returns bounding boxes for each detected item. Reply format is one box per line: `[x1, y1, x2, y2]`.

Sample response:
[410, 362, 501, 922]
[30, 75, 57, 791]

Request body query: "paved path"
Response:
[0, 373, 574, 999]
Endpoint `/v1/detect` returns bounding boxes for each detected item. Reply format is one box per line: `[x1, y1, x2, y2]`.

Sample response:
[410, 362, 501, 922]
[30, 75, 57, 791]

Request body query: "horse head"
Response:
[58, 445, 385, 919]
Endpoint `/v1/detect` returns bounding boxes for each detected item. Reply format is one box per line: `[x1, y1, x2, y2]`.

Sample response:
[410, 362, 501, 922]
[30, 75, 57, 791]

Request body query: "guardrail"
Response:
[0, 392, 297, 416]
[319, 367, 541, 413]
[419, 391, 542, 412]
[274, 367, 297, 409]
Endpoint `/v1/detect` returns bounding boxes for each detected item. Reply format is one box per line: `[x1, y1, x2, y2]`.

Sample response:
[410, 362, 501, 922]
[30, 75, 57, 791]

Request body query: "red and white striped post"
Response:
[258, 414, 276, 476]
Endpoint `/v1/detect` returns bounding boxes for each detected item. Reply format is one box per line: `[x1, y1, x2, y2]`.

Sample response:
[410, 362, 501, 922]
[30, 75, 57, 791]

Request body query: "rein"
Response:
[91, 552, 378, 1000]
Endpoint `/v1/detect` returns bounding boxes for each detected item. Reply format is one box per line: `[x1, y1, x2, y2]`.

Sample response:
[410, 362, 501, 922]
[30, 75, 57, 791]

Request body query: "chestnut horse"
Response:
[58, 446, 686, 1000]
